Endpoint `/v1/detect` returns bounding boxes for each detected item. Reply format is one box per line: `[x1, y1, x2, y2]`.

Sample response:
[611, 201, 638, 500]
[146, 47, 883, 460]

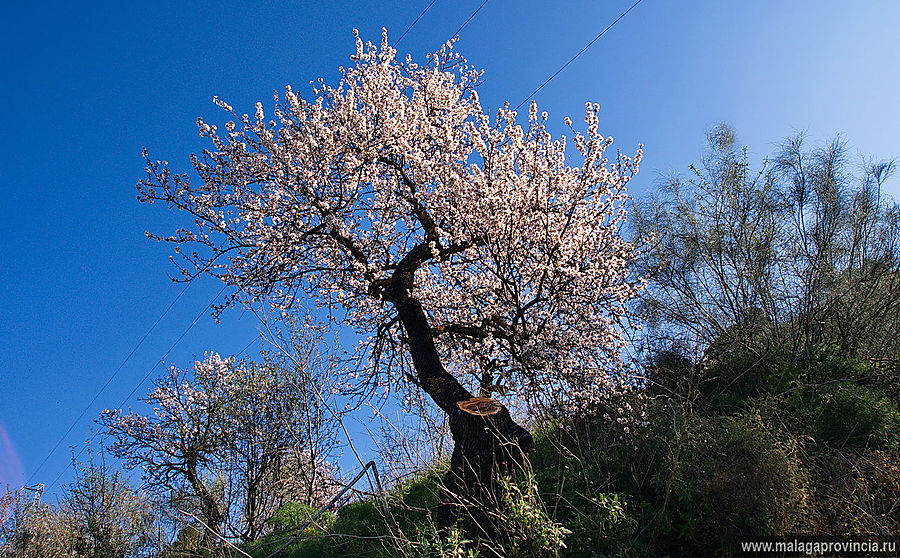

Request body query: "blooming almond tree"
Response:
[101, 355, 233, 545]
[138, 30, 642, 531]
[101, 353, 335, 544]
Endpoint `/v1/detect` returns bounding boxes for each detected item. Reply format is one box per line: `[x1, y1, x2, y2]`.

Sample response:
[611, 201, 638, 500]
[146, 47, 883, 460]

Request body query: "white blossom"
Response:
[138, 30, 644, 408]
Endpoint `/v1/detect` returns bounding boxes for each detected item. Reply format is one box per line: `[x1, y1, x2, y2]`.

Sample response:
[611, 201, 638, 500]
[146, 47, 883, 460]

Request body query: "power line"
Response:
[43, 284, 229, 494]
[235, 334, 262, 358]
[450, 0, 490, 41]
[114, 284, 229, 411]
[26, 283, 192, 485]
[514, 0, 644, 112]
[396, 0, 490, 49]
[395, 0, 439, 46]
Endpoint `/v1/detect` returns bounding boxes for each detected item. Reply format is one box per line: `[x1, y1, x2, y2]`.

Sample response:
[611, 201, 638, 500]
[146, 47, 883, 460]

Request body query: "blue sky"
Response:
[1, 0, 898, 498]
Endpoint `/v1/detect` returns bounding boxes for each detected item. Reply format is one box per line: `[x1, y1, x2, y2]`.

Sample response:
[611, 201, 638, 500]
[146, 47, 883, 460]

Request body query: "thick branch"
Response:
[379, 243, 473, 412]
[432, 322, 489, 339]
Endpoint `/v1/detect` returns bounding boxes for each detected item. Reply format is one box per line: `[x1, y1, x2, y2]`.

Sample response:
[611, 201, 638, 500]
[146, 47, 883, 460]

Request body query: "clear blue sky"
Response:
[1, 0, 898, 498]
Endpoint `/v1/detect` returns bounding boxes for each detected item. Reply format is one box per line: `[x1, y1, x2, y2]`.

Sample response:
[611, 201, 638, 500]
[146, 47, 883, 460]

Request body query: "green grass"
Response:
[244, 469, 444, 558]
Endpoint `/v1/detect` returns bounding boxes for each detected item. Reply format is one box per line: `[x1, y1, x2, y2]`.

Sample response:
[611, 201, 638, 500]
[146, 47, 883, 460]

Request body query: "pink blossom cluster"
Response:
[138, 29, 644, 408]
[100, 353, 240, 472]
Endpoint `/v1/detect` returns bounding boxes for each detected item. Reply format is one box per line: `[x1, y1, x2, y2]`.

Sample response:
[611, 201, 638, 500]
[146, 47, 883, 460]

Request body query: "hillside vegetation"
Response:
[4, 127, 899, 557]
[238, 345, 899, 557]
[237, 127, 900, 557]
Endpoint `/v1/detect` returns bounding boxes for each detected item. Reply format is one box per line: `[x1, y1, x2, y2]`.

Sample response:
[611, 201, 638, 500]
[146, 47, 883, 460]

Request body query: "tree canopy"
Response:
[138, 30, 643, 409]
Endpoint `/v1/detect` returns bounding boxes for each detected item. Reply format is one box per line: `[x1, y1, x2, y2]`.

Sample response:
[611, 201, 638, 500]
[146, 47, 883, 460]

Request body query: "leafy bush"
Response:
[267, 502, 336, 535]
[498, 474, 570, 557]
[246, 470, 446, 558]
[698, 351, 771, 413]
[412, 526, 478, 558]
[809, 383, 900, 449]
[681, 411, 811, 547]
[528, 417, 642, 558]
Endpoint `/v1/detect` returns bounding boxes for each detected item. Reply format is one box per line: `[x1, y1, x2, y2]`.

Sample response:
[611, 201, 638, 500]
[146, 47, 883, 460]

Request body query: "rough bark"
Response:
[185, 454, 224, 547]
[380, 253, 534, 538]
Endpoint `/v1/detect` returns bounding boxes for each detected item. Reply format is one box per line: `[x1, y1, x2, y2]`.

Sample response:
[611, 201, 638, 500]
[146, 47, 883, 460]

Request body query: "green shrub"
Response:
[810, 383, 900, 450]
[773, 344, 872, 389]
[497, 474, 570, 557]
[700, 352, 770, 412]
[247, 469, 449, 558]
[669, 410, 811, 553]
[267, 502, 336, 534]
[411, 525, 479, 558]
[528, 417, 646, 557]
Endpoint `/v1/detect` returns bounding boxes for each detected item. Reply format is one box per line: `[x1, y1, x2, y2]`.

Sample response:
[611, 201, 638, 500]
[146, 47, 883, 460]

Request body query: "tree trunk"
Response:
[185, 457, 224, 547]
[439, 400, 535, 539]
[383, 265, 534, 539]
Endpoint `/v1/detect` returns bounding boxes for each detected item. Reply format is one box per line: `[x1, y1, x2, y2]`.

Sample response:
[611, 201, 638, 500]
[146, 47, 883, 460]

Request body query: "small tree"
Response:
[137, 29, 642, 533]
[218, 354, 338, 540]
[62, 455, 158, 558]
[0, 487, 71, 558]
[101, 355, 229, 546]
[101, 351, 336, 544]
[633, 125, 900, 367]
[631, 125, 785, 356]
[774, 135, 900, 363]
[0, 459, 158, 558]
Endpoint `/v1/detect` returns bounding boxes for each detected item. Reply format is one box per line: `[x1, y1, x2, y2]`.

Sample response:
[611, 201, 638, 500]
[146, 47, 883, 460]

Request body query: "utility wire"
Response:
[43, 284, 229, 494]
[514, 0, 644, 112]
[114, 285, 228, 408]
[396, 0, 489, 49]
[450, 0, 490, 41]
[235, 334, 262, 359]
[26, 283, 192, 484]
[395, 0, 439, 46]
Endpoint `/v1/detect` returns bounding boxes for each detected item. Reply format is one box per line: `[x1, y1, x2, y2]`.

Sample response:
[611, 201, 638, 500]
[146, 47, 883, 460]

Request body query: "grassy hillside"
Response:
[242, 345, 900, 557]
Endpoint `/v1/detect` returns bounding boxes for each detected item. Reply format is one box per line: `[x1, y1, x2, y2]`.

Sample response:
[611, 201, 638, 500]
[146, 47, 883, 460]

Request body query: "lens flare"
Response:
[0, 424, 23, 489]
